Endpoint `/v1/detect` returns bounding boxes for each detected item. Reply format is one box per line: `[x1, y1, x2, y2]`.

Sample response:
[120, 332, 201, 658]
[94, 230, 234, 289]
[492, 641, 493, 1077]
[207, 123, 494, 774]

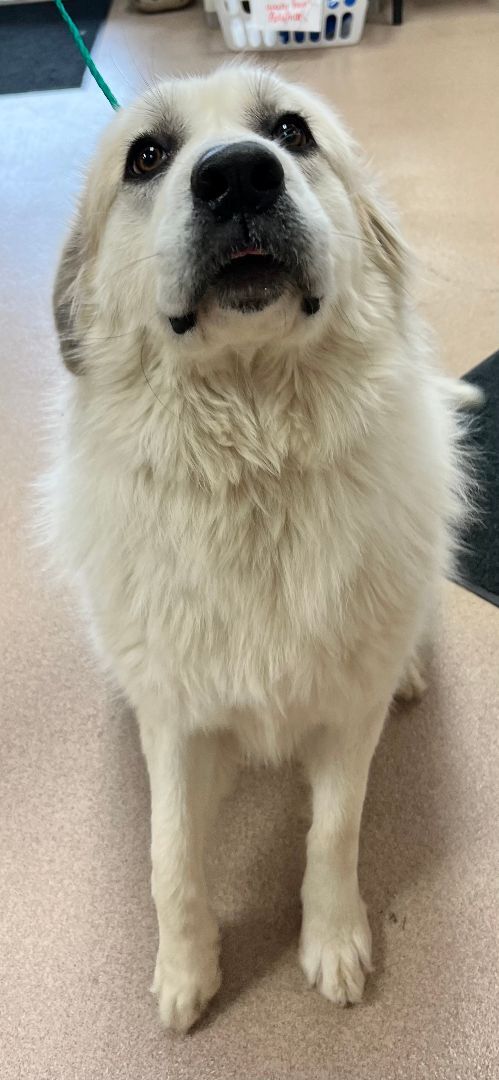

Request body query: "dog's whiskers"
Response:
[106, 251, 162, 282]
[58, 308, 165, 349]
[140, 337, 177, 418]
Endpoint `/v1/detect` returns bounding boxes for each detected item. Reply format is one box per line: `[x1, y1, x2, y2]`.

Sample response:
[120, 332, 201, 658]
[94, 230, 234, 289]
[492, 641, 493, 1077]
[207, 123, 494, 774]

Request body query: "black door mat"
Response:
[454, 349, 499, 607]
[0, 1, 112, 96]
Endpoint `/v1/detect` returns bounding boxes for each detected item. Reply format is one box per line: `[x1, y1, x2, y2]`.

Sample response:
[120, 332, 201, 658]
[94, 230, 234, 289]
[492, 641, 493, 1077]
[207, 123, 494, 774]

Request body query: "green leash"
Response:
[53, 0, 120, 110]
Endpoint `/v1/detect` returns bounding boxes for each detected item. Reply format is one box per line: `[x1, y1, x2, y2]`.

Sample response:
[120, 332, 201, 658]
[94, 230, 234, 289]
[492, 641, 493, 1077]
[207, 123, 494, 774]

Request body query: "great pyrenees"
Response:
[46, 65, 468, 1032]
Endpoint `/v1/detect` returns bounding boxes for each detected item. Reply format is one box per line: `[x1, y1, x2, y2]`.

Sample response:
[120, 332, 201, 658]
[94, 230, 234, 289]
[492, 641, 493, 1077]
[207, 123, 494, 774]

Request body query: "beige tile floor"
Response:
[1, 2, 498, 1078]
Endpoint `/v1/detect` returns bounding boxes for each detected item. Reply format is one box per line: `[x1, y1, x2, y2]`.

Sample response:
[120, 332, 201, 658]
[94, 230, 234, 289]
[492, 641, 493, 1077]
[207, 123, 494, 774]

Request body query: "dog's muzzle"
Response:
[168, 140, 321, 334]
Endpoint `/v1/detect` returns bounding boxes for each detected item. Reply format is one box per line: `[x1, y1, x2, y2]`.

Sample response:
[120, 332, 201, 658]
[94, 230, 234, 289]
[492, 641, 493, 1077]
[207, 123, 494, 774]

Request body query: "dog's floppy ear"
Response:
[53, 222, 88, 375]
[355, 188, 407, 293]
[53, 156, 117, 374]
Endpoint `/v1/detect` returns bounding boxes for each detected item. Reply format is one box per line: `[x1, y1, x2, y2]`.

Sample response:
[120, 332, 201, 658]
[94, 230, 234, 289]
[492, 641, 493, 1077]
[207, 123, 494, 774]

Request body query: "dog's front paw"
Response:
[299, 899, 372, 1006]
[152, 943, 221, 1033]
[395, 657, 427, 703]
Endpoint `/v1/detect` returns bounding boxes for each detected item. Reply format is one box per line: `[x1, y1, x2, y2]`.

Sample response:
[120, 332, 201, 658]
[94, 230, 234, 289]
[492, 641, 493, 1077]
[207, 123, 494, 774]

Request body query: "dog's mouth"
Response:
[167, 230, 322, 335]
[212, 247, 287, 312]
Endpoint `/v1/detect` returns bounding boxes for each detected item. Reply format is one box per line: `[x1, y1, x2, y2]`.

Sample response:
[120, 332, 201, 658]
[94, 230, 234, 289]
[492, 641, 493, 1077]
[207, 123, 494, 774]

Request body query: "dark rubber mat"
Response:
[454, 349, 499, 606]
[0, 1, 111, 96]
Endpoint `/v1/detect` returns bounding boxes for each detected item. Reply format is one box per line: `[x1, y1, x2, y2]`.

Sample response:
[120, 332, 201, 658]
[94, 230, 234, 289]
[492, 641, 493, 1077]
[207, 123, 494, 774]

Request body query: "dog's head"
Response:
[55, 66, 405, 372]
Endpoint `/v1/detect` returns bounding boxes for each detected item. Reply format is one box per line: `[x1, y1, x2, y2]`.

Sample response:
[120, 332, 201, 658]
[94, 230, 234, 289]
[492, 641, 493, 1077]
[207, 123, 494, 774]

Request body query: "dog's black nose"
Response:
[191, 141, 285, 221]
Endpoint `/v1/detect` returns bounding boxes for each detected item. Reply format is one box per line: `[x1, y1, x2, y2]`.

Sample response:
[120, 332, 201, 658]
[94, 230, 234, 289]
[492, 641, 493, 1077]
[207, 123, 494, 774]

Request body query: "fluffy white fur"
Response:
[44, 66, 469, 1033]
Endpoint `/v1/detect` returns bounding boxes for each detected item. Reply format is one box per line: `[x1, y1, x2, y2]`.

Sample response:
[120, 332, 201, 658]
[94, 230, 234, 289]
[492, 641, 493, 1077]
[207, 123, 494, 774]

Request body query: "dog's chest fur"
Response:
[62, 347, 420, 722]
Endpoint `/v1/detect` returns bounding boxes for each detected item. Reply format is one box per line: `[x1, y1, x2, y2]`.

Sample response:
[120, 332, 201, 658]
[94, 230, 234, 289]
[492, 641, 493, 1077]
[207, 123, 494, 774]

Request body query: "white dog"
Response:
[45, 66, 469, 1033]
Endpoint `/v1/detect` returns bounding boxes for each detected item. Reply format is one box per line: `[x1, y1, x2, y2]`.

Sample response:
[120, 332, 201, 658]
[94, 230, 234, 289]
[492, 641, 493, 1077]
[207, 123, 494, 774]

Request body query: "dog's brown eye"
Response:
[270, 114, 315, 152]
[125, 138, 168, 180]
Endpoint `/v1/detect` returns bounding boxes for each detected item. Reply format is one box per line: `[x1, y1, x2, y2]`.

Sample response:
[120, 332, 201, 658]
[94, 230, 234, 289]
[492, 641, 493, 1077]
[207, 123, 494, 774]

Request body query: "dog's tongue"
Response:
[230, 247, 267, 260]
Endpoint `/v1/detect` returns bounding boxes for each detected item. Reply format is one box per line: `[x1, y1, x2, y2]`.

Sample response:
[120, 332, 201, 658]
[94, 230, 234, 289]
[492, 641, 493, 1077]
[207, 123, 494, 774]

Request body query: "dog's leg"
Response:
[299, 703, 387, 1005]
[395, 623, 431, 703]
[395, 654, 427, 702]
[139, 707, 223, 1033]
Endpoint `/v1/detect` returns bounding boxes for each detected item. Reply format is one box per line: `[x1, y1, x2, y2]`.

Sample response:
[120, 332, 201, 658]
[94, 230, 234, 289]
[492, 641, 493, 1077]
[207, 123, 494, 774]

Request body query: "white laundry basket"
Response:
[212, 0, 368, 51]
